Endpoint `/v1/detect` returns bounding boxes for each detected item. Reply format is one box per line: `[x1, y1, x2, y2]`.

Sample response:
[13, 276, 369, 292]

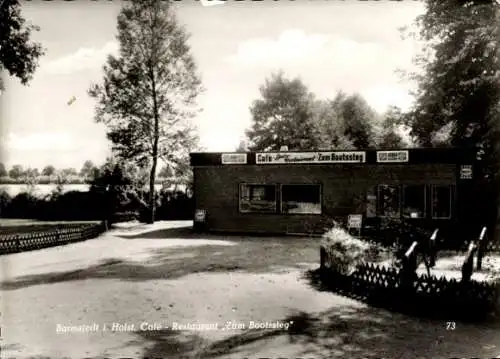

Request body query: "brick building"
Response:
[190, 148, 491, 244]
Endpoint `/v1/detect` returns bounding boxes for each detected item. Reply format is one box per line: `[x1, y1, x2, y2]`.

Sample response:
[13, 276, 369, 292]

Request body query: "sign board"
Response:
[377, 150, 409, 163]
[256, 151, 366, 164]
[460, 165, 473, 179]
[194, 209, 206, 222]
[221, 153, 247, 164]
[347, 214, 363, 229]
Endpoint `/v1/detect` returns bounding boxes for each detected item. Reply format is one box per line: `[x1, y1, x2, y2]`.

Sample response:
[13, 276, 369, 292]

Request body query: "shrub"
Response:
[0, 189, 12, 216]
[321, 225, 391, 275]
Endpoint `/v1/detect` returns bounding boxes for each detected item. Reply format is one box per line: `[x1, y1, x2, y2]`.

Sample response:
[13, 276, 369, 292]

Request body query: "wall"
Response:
[194, 163, 459, 235]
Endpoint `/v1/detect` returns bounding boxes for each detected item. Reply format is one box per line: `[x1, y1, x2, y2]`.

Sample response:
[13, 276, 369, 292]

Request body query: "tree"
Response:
[0, 163, 7, 177]
[404, 0, 500, 176]
[8, 165, 23, 180]
[404, 0, 500, 236]
[311, 94, 355, 150]
[42, 165, 56, 182]
[0, 0, 45, 91]
[80, 160, 96, 179]
[377, 106, 408, 149]
[235, 139, 248, 152]
[23, 167, 39, 194]
[158, 165, 173, 179]
[89, 0, 203, 224]
[245, 71, 320, 151]
[338, 93, 378, 149]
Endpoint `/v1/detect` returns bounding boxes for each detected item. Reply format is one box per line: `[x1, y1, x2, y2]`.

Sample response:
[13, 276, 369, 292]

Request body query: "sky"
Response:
[0, 0, 426, 171]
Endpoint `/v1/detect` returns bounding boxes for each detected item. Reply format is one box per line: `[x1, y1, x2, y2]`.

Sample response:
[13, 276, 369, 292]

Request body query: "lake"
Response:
[0, 184, 167, 197]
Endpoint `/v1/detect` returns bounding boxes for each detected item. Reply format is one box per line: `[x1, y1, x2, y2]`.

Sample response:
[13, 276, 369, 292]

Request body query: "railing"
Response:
[0, 222, 106, 255]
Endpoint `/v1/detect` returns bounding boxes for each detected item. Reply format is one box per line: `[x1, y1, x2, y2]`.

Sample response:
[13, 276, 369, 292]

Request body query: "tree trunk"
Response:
[148, 63, 160, 224]
[148, 152, 158, 224]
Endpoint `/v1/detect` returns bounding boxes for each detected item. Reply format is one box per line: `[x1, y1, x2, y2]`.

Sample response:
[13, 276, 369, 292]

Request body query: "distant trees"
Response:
[244, 72, 394, 151]
[80, 160, 97, 180]
[42, 165, 56, 179]
[0, 0, 45, 91]
[0, 163, 7, 177]
[89, 0, 203, 223]
[8, 165, 24, 180]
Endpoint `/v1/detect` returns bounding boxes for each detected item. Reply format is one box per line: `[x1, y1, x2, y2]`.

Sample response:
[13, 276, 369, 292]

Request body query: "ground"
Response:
[1, 220, 500, 358]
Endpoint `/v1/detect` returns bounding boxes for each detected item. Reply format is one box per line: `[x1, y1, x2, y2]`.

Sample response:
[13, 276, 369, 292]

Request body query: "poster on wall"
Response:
[256, 151, 366, 164]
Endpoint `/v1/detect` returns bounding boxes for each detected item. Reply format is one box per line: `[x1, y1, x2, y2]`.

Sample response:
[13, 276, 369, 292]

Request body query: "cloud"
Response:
[224, 29, 421, 112]
[3, 132, 76, 151]
[42, 41, 119, 75]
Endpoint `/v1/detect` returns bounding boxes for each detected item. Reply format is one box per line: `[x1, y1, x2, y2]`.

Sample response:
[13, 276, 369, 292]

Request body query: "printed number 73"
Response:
[446, 321, 456, 330]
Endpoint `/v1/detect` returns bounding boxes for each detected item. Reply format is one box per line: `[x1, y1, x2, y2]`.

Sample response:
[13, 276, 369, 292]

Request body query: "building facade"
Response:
[190, 148, 491, 245]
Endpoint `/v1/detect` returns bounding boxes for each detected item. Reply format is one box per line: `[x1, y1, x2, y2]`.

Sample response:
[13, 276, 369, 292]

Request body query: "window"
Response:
[432, 185, 452, 219]
[281, 184, 321, 214]
[403, 185, 426, 219]
[377, 185, 400, 218]
[239, 184, 277, 213]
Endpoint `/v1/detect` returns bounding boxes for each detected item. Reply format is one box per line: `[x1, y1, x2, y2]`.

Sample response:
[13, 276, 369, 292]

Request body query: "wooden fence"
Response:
[0, 222, 107, 255]
[319, 262, 500, 321]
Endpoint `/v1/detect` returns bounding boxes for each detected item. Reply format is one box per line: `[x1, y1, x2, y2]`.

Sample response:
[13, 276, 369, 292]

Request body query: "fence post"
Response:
[477, 226, 487, 271]
[400, 241, 418, 296]
[429, 229, 439, 267]
[461, 240, 476, 283]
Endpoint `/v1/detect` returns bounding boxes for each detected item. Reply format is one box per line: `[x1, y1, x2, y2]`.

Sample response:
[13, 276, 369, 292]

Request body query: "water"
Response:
[0, 184, 167, 198]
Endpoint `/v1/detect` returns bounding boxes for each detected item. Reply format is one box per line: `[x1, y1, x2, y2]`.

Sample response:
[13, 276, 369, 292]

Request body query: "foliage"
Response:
[41, 165, 56, 179]
[377, 106, 410, 149]
[0, 189, 12, 216]
[0, 163, 7, 177]
[404, 0, 500, 179]
[337, 93, 378, 149]
[8, 164, 23, 180]
[80, 160, 96, 179]
[88, 0, 203, 224]
[311, 96, 355, 150]
[23, 167, 39, 195]
[0, 0, 45, 90]
[245, 71, 320, 151]
[321, 226, 389, 275]
[235, 139, 248, 152]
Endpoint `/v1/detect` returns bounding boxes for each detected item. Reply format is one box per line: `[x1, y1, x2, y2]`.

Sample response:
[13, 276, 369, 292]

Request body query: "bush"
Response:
[320, 225, 391, 275]
[0, 189, 12, 216]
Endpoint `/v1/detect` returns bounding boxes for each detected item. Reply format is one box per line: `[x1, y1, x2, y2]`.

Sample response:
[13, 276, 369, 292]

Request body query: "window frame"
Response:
[238, 183, 278, 214]
[376, 184, 402, 218]
[280, 183, 323, 215]
[431, 184, 453, 220]
[402, 184, 427, 219]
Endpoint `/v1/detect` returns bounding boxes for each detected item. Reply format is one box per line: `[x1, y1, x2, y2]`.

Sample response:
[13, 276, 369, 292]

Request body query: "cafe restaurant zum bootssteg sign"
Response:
[256, 151, 366, 164]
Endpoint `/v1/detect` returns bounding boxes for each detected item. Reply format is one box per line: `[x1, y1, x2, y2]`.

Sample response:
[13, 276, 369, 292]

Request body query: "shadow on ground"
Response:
[117, 304, 500, 359]
[1, 226, 319, 290]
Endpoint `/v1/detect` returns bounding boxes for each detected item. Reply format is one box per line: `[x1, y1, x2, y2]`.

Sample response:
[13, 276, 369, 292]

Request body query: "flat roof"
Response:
[190, 147, 478, 166]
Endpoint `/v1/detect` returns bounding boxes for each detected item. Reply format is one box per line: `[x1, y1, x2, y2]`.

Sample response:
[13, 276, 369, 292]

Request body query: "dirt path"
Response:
[1, 221, 500, 358]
